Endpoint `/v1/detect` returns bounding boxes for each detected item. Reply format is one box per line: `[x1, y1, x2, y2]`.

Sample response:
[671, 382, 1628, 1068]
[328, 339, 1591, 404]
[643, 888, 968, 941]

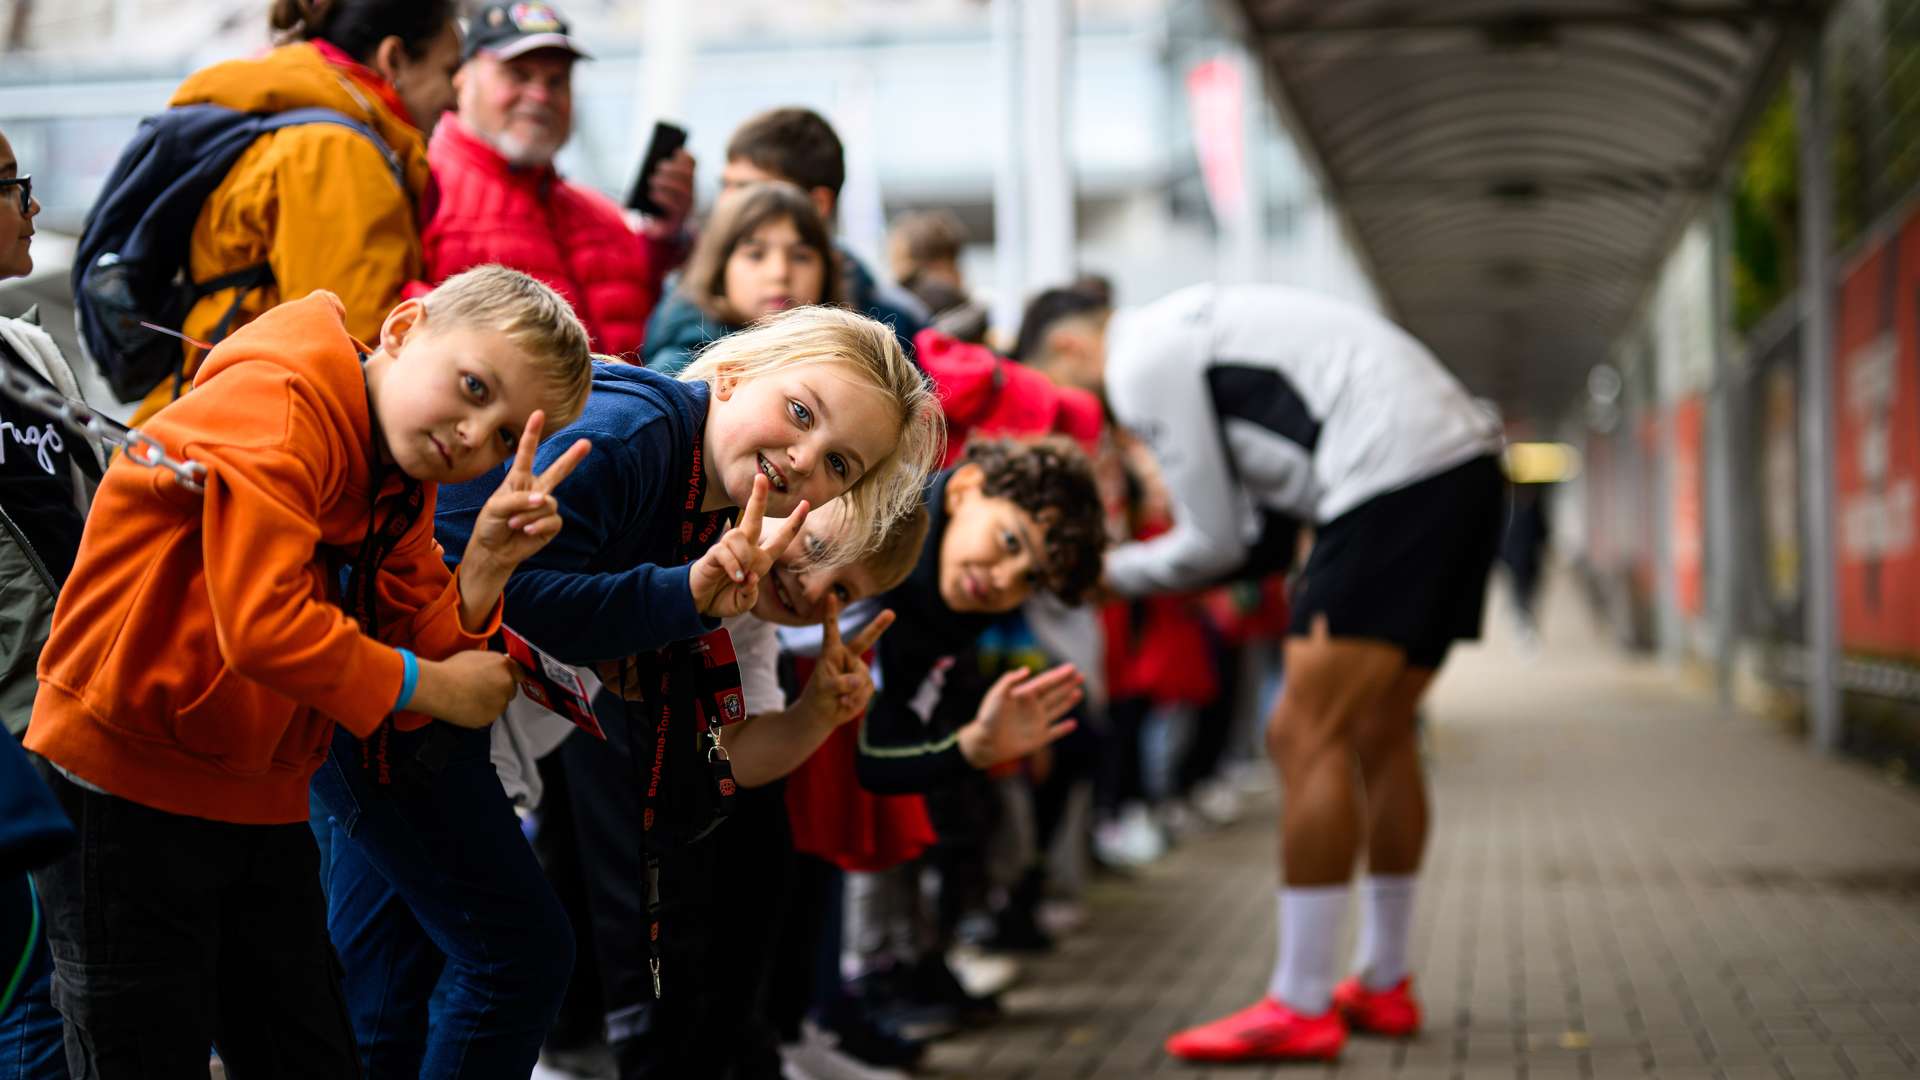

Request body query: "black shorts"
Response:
[1289, 454, 1506, 669]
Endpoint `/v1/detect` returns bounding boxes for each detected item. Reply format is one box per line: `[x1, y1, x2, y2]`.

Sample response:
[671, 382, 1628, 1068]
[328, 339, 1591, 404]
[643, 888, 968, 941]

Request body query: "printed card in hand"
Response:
[497, 625, 605, 740]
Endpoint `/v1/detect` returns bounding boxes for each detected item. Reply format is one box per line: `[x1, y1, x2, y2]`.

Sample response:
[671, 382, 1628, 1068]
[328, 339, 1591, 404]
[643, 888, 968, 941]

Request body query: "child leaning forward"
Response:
[324, 305, 941, 1079]
[24, 266, 594, 1078]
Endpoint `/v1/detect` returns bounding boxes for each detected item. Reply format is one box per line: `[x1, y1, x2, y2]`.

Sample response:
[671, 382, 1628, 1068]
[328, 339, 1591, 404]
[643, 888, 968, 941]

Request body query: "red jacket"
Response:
[423, 114, 679, 358]
[916, 329, 1103, 467]
[1102, 519, 1219, 707]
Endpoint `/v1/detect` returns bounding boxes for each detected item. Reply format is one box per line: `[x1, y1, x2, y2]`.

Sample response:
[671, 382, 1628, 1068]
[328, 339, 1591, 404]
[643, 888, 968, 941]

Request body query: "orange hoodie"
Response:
[130, 42, 433, 425]
[27, 292, 500, 826]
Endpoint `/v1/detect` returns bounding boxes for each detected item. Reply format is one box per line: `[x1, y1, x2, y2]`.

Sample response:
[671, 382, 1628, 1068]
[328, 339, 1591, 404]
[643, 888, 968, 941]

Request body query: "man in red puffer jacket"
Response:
[422, 1, 693, 358]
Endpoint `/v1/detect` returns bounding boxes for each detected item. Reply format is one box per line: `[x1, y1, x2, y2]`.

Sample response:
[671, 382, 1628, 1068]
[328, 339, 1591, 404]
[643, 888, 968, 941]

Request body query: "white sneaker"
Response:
[1037, 898, 1088, 937]
[1157, 800, 1199, 841]
[1191, 778, 1243, 827]
[781, 1023, 910, 1080]
[949, 944, 1021, 997]
[1095, 804, 1166, 866]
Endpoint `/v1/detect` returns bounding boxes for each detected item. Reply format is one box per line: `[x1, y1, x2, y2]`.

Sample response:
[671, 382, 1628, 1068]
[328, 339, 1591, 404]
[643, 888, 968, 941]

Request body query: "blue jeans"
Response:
[311, 723, 573, 1080]
[0, 875, 65, 1080]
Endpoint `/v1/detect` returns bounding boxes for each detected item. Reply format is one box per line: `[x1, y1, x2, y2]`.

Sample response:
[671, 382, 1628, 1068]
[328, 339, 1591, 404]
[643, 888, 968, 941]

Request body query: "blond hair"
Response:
[422, 265, 594, 428]
[679, 306, 944, 562]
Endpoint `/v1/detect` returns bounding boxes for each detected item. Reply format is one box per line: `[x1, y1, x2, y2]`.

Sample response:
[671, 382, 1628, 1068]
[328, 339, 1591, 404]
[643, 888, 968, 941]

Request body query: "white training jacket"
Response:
[1102, 284, 1502, 596]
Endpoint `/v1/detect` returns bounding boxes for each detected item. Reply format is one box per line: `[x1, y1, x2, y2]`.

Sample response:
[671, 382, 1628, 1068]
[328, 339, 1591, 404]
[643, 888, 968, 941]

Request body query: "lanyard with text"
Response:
[636, 439, 741, 1000]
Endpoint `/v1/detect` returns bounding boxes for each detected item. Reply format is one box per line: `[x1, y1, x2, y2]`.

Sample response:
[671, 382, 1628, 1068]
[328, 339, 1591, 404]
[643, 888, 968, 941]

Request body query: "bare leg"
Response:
[1354, 667, 1435, 877]
[1266, 617, 1406, 886]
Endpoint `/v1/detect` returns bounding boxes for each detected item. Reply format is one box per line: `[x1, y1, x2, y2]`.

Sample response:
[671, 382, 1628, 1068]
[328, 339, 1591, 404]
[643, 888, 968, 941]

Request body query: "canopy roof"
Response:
[1236, 0, 1827, 417]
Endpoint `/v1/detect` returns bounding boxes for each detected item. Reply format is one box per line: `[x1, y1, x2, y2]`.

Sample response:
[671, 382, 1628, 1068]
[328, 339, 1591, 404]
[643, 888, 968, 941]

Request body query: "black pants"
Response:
[531, 753, 605, 1054]
[922, 772, 999, 948]
[1032, 720, 1097, 852]
[30, 758, 359, 1079]
[1176, 636, 1238, 799]
[706, 780, 794, 1079]
[1097, 697, 1150, 815]
[560, 703, 729, 1080]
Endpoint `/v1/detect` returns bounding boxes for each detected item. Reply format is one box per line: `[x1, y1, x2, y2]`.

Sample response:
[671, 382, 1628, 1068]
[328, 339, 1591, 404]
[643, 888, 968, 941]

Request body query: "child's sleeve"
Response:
[188, 377, 407, 738]
[853, 635, 978, 794]
[435, 426, 716, 666]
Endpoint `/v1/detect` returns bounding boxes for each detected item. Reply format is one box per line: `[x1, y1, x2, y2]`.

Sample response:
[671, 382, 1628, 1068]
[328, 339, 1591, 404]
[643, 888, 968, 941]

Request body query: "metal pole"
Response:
[636, 0, 694, 163]
[1795, 37, 1843, 753]
[1021, 0, 1076, 289]
[1229, 48, 1267, 284]
[1707, 194, 1739, 707]
[991, 0, 1028, 338]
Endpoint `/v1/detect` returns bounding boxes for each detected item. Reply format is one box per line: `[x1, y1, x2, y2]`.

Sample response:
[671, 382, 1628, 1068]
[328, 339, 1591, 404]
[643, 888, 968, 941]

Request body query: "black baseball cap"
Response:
[464, 2, 593, 62]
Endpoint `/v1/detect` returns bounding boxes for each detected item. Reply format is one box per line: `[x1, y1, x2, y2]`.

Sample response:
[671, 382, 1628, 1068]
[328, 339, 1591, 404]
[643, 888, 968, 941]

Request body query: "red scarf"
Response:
[310, 38, 418, 131]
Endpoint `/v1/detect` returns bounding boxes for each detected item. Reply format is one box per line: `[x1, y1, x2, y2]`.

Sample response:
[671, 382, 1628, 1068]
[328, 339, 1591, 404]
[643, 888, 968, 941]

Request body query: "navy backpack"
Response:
[72, 104, 404, 403]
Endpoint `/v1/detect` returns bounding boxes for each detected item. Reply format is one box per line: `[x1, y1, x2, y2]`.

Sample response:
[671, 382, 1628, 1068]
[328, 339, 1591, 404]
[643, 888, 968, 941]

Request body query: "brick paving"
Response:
[927, 586, 1920, 1079]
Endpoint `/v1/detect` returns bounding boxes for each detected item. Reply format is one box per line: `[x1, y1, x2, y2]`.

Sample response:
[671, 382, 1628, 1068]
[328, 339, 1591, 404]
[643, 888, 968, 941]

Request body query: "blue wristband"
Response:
[394, 648, 420, 712]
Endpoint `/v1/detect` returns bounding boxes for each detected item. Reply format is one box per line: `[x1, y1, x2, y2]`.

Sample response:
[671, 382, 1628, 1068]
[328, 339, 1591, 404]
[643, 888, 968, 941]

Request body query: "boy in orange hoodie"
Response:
[24, 265, 594, 1077]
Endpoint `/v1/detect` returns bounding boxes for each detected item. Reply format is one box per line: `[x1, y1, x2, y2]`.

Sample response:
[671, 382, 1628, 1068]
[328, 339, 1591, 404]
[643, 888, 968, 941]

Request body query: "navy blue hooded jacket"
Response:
[436, 362, 720, 664]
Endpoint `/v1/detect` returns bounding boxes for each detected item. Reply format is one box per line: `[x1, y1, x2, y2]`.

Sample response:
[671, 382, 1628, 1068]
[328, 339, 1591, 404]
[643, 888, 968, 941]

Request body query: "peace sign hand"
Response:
[796, 596, 895, 727]
[469, 411, 592, 571]
[689, 474, 810, 618]
[957, 663, 1085, 770]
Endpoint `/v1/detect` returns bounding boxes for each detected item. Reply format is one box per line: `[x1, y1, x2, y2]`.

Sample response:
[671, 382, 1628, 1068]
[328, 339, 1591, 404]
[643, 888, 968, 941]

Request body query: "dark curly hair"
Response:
[963, 437, 1106, 605]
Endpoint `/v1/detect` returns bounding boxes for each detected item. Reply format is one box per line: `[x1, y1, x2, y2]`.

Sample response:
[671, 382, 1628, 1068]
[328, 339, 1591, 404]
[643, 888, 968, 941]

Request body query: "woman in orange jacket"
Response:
[131, 0, 461, 425]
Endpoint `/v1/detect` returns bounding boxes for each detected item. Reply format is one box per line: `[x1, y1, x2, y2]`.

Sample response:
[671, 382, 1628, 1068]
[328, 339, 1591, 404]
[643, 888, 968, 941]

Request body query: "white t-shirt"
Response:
[490, 613, 790, 810]
[1102, 283, 1502, 595]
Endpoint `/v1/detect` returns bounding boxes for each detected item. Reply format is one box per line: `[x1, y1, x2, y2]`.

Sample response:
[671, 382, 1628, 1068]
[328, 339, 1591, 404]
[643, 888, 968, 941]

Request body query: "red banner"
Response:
[1670, 396, 1705, 616]
[1185, 57, 1247, 227]
[1833, 215, 1920, 658]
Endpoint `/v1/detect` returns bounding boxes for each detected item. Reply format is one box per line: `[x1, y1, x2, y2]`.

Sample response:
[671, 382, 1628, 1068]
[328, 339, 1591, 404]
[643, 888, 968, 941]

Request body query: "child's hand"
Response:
[410, 649, 519, 729]
[689, 474, 809, 618]
[467, 411, 592, 572]
[957, 663, 1085, 769]
[796, 597, 895, 726]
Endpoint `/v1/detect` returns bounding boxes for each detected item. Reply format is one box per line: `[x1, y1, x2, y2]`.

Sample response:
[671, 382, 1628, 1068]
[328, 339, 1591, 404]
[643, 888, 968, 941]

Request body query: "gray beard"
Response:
[483, 127, 560, 169]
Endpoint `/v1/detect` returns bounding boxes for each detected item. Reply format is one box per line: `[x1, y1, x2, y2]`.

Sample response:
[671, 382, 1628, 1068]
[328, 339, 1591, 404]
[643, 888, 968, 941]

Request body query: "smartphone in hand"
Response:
[625, 121, 690, 218]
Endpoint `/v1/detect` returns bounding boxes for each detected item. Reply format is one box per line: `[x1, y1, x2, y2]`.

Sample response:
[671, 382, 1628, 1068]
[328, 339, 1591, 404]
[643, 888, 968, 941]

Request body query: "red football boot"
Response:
[1163, 997, 1346, 1063]
[1332, 975, 1422, 1037]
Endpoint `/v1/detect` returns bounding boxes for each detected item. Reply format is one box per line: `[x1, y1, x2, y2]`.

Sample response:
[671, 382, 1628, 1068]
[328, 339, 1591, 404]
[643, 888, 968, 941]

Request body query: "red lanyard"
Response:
[635, 441, 736, 1000]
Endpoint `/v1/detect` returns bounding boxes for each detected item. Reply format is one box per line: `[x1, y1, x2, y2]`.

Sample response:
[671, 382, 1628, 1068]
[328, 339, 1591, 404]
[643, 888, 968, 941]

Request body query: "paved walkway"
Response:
[927, 580, 1920, 1079]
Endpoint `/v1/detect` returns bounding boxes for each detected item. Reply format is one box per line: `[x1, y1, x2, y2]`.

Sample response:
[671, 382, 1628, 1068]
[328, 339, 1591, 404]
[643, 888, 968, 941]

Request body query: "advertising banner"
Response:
[1670, 396, 1705, 616]
[1184, 56, 1247, 227]
[1833, 214, 1920, 659]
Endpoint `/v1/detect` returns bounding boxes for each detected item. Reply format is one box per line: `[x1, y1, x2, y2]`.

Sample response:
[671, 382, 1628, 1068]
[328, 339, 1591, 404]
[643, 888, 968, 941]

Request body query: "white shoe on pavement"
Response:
[1157, 799, 1200, 841]
[949, 944, 1021, 997]
[782, 1022, 910, 1080]
[1191, 778, 1243, 827]
[1037, 897, 1088, 937]
[1095, 803, 1167, 866]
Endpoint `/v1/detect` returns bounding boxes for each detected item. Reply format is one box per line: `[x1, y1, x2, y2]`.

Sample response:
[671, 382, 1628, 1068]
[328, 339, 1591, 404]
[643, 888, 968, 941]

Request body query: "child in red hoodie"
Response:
[26, 266, 594, 1076]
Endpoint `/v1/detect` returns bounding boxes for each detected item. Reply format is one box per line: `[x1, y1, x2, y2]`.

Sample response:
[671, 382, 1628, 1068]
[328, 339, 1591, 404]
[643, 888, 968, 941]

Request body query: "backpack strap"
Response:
[165, 107, 408, 402]
[254, 107, 407, 192]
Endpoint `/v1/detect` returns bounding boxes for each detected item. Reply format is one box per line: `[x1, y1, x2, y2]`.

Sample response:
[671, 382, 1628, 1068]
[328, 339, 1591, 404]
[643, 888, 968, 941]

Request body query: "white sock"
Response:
[1266, 884, 1347, 1014]
[1350, 873, 1417, 990]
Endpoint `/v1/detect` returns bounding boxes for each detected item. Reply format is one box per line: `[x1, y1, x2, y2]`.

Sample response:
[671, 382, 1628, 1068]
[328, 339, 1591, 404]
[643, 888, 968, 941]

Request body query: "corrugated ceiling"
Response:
[1237, 0, 1828, 419]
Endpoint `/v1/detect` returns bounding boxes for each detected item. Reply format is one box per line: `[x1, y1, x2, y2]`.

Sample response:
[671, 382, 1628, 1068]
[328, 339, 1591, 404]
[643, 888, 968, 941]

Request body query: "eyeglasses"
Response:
[0, 176, 31, 215]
